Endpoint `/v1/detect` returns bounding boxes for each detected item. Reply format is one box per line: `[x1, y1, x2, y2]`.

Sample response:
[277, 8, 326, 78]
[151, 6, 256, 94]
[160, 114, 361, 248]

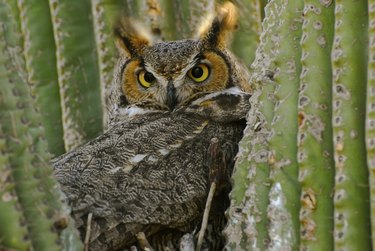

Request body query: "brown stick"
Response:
[84, 213, 93, 251]
[136, 232, 154, 251]
[196, 182, 216, 251]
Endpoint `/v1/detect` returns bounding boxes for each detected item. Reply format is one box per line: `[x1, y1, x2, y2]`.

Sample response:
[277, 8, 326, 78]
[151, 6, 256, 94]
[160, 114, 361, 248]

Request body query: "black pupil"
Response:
[144, 72, 154, 82]
[191, 66, 204, 78]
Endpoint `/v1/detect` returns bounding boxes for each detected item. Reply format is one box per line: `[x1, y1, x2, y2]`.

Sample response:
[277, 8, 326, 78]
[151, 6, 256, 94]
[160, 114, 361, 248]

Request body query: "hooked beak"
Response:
[166, 81, 177, 110]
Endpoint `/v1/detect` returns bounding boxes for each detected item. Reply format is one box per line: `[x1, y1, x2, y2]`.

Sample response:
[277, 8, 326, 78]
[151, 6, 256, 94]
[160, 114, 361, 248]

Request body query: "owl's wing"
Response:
[52, 91, 250, 250]
[180, 87, 251, 122]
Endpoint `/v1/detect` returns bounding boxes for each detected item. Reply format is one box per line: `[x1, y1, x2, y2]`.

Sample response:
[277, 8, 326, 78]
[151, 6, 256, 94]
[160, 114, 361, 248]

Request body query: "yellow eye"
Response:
[188, 64, 210, 83]
[138, 70, 155, 88]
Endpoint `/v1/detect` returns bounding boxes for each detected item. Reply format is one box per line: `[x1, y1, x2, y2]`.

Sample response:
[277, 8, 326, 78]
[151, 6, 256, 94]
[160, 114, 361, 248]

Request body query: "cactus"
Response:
[227, 0, 373, 250]
[332, 0, 370, 250]
[91, 0, 125, 127]
[0, 1, 82, 250]
[368, 0, 375, 248]
[297, 2, 335, 250]
[17, 0, 65, 156]
[230, 0, 263, 66]
[0, 125, 30, 251]
[48, 0, 103, 151]
[226, 1, 305, 250]
[1, 0, 374, 250]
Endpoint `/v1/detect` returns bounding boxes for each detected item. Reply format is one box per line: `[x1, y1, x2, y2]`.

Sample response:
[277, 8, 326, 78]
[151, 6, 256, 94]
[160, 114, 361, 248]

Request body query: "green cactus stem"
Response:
[188, 0, 214, 36]
[0, 2, 82, 250]
[262, 0, 303, 250]
[225, 89, 271, 251]
[170, 1, 192, 39]
[158, 0, 178, 40]
[331, 0, 371, 250]
[91, 0, 123, 127]
[122, 0, 141, 18]
[0, 126, 30, 251]
[157, 0, 212, 40]
[48, 0, 103, 151]
[230, 0, 262, 66]
[224, 0, 274, 248]
[297, 1, 335, 250]
[225, 0, 303, 249]
[16, 0, 65, 156]
[367, 0, 375, 247]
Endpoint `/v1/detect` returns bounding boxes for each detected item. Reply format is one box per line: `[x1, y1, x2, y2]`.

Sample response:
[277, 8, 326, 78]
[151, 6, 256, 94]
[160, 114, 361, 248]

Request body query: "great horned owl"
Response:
[53, 2, 251, 251]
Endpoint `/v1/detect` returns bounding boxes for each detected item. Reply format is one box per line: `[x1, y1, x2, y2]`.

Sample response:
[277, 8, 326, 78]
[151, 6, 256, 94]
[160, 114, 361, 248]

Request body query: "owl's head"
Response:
[107, 2, 251, 124]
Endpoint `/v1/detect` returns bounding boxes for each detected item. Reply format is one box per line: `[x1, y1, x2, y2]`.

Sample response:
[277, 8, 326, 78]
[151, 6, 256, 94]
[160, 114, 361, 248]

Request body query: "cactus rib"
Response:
[91, 0, 123, 127]
[16, 0, 65, 156]
[0, 1, 83, 250]
[297, 1, 335, 250]
[224, 0, 287, 247]
[331, 0, 371, 250]
[0, 125, 29, 250]
[0, 2, 69, 250]
[231, 0, 262, 66]
[48, 0, 103, 151]
[159, 0, 178, 40]
[367, 0, 375, 247]
[225, 89, 271, 250]
[262, 0, 303, 250]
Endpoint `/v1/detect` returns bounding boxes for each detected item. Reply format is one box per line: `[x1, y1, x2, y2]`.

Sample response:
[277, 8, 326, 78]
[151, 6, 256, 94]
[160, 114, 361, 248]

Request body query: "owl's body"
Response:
[54, 103, 247, 250]
[53, 3, 251, 250]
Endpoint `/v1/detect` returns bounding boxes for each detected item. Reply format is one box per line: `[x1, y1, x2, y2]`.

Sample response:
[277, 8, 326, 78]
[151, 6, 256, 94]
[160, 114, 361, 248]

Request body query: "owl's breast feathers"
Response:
[52, 91, 251, 250]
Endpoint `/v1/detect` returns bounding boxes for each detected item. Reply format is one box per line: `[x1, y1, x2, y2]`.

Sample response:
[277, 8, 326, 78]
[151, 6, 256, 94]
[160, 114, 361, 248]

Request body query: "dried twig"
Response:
[84, 213, 93, 251]
[196, 182, 216, 251]
[136, 232, 154, 251]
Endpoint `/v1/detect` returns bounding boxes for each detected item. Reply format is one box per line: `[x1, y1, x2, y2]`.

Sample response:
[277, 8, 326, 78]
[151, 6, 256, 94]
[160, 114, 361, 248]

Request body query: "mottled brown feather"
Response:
[54, 2, 252, 250]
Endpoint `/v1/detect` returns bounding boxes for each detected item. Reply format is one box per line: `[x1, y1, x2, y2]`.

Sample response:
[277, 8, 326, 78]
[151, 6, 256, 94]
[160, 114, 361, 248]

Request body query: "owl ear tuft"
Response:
[199, 2, 238, 49]
[114, 18, 152, 57]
